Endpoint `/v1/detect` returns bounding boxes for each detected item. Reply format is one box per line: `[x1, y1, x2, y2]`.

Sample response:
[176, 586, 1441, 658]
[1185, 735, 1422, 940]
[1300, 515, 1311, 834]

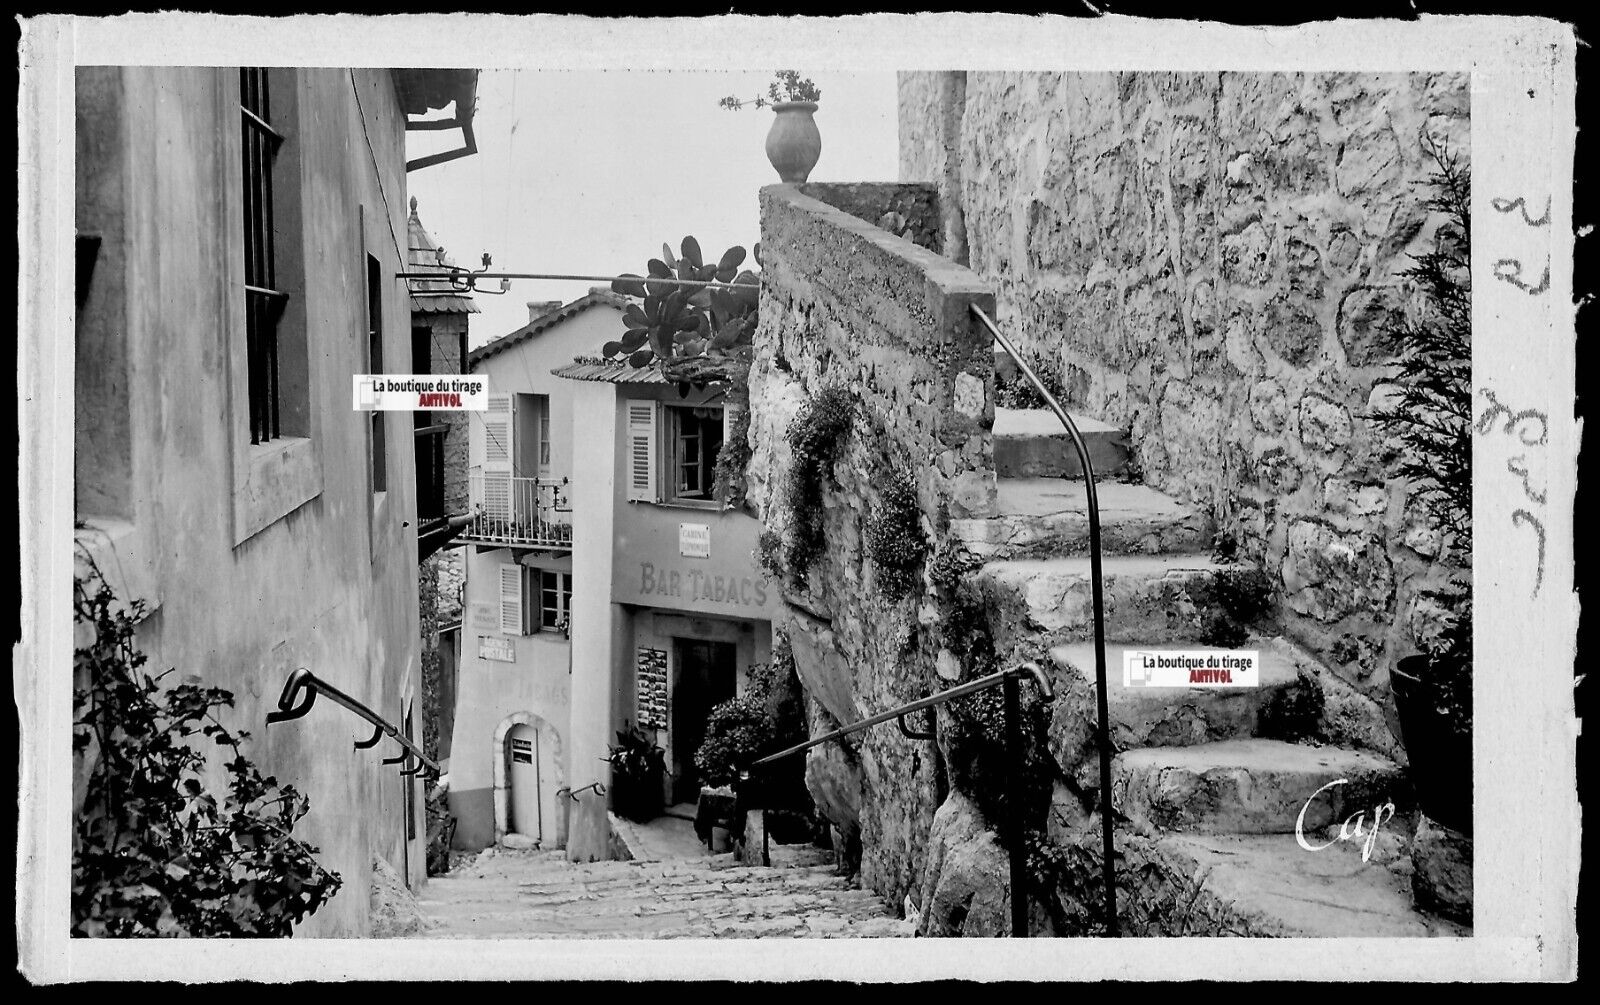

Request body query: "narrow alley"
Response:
[411, 818, 909, 939]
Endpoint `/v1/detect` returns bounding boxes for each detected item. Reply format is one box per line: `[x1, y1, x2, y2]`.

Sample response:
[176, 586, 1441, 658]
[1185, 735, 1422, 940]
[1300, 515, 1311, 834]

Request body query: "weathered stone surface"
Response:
[991, 407, 1128, 479]
[1409, 813, 1473, 924]
[1281, 520, 1395, 623]
[1156, 832, 1469, 937]
[930, 70, 1469, 685]
[784, 615, 860, 728]
[978, 553, 1235, 648]
[953, 478, 1210, 560]
[413, 846, 909, 939]
[369, 855, 425, 938]
[1048, 637, 1314, 781]
[912, 790, 1013, 937]
[1111, 739, 1407, 834]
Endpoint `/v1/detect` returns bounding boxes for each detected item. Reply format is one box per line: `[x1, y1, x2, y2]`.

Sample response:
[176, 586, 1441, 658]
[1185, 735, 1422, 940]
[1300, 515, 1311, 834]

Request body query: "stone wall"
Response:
[746, 183, 995, 906]
[898, 71, 1470, 696]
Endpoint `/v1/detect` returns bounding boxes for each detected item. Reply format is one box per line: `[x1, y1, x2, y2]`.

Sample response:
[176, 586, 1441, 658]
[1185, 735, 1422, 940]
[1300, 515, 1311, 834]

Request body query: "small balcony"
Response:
[461, 466, 573, 551]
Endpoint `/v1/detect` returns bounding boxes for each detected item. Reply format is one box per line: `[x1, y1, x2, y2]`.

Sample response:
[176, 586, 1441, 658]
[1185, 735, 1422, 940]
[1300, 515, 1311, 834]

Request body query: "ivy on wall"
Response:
[72, 561, 341, 937]
[864, 466, 927, 600]
[780, 385, 856, 582]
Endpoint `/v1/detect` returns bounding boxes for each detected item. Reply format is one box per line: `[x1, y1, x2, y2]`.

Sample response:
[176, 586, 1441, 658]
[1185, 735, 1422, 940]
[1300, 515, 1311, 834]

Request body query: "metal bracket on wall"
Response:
[267, 667, 441, 780]
[896, 707, 937, 740]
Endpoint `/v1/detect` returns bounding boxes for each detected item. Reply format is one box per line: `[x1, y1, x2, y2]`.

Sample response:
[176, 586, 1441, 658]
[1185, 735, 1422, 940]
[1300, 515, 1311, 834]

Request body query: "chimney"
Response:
[526, 301, 563, 325]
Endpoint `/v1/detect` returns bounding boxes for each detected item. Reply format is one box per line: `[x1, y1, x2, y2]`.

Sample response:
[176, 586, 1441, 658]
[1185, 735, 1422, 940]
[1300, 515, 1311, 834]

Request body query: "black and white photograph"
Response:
[15, 11, 1580, 983]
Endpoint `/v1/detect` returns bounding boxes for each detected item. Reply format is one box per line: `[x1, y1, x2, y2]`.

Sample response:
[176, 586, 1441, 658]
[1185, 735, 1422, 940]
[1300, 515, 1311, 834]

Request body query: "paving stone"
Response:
[1113, 738, 1408, 834]
[410, 847, 906, 939]
[953, 479, 1210, 560]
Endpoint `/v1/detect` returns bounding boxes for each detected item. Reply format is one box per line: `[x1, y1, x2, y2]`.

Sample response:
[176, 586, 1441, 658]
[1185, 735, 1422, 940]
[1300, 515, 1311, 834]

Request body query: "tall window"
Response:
[667, 405, 724, 502]
[367, 254, 386, 494]
[240, 67, 288, 445]
[539, 570, 572, 632]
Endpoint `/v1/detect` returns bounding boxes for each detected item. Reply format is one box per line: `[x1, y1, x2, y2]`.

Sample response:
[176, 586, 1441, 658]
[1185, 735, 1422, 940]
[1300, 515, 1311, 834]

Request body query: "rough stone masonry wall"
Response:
[746, 183, 995, 907]
[899, 71, 1470, 697]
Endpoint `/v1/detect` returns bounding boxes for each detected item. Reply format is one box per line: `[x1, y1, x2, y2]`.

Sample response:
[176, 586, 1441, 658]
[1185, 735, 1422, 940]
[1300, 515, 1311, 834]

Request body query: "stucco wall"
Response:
[899, 70, 1470, 694]
[747, 183, 995, 907]
[73, 66, 423, 934]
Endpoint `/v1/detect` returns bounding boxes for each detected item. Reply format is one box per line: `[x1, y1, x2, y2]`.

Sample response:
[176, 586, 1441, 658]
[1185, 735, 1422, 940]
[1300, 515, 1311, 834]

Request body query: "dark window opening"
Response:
[240, 67, 288, 445]
[367, 253, 386, 494]
[668, 405, 724, 502]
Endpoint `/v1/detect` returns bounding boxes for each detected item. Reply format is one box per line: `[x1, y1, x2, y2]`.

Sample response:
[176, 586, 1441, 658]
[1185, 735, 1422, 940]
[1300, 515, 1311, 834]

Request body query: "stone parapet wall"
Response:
[746, 183, 996, 906]
[899, 71, 1470, 697]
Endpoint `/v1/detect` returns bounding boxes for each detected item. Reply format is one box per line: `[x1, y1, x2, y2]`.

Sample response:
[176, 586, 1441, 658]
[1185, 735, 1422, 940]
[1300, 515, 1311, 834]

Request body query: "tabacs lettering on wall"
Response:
[639, 561, 769, 608]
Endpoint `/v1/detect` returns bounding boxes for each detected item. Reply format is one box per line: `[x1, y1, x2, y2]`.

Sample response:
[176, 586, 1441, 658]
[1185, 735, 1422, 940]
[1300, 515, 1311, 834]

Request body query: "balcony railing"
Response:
[463, 466, 573, 549]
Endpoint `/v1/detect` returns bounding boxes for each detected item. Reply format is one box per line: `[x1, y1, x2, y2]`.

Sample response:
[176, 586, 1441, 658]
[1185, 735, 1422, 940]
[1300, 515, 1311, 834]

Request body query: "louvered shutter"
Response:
[498, 562, 525, 635]
[483, 393, 514, 520]
[625, 399, 658, 502]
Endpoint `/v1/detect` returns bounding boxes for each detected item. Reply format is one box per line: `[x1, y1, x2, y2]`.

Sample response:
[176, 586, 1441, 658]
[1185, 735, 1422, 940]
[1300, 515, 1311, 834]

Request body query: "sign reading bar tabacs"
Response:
[679, 523, 711, 558]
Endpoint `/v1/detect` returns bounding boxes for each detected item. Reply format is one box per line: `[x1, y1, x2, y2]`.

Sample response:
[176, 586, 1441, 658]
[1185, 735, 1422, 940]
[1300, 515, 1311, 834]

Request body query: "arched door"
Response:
[507, 723, 541, 839]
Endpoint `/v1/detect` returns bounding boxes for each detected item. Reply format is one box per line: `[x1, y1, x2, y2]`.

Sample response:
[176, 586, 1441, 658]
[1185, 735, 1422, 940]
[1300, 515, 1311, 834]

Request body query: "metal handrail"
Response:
[266, 667, 441, 780]
[971, 303, 1118, 937]
[743, 662, 1053, 937]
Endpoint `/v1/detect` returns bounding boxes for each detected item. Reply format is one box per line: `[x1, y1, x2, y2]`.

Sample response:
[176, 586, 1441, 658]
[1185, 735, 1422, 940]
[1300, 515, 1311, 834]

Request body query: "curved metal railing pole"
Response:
[971, 304, 1118, 937]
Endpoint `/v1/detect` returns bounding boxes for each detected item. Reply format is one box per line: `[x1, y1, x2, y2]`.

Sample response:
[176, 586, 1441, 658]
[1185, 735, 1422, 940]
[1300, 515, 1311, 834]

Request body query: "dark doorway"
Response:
[671, 638, 737, 803]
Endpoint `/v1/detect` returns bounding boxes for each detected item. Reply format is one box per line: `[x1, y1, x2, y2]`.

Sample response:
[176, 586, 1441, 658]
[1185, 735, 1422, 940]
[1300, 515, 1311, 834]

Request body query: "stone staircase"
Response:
[955, 393, 1465, 937]
[411, 846, 910, 939]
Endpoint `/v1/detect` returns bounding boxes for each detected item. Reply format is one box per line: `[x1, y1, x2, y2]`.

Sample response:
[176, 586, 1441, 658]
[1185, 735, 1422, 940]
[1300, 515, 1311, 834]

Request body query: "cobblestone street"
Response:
[411, 842, 911, 939]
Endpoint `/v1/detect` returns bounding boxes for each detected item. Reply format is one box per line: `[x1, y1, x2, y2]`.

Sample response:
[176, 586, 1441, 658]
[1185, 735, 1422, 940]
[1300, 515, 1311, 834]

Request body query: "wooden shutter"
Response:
[625, 399, 658, 502]
[483, 393, 514, 519]
[498, 562, 525, 635]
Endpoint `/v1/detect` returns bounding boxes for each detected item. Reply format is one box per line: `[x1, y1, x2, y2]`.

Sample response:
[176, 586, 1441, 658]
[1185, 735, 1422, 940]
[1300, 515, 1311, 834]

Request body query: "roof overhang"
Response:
[393, 68, 480, 173]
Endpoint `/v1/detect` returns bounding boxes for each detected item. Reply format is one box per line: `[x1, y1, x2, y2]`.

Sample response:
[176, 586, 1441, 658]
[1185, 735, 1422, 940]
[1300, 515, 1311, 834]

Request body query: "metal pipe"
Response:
[750, 666, 1029, 769]
[971, 303, 1118, 937]
[1003, 671, 1028, 938]
[267, 668, 441, 776]
[393, 270, 742, 291]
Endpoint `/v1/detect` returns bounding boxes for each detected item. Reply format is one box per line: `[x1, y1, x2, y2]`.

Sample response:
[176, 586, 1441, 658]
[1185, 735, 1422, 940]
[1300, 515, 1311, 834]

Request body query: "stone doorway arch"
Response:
[492, 710, 566, 848]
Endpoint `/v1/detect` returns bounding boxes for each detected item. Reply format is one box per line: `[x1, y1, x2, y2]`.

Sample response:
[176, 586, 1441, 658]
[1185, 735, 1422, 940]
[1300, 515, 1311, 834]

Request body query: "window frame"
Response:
[538, 569, 572, 632]
[663, 402, 725, 506]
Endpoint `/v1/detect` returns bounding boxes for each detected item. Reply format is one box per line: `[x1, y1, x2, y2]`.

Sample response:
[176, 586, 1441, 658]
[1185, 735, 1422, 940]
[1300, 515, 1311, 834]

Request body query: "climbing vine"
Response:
[781, 385, 856, 581]
[864, 466, 926, 599]
[72, 561, 341, 937]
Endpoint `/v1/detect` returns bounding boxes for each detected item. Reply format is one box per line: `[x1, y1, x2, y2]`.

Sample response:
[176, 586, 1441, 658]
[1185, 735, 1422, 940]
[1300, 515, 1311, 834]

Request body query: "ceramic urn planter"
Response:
[765, 101, 821, 183]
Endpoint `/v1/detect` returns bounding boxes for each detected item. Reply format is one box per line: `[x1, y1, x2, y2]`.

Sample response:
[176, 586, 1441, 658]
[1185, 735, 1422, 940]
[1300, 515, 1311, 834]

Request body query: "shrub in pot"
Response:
[606, 722, 666, 823]
[1369, 139, 1472, 834]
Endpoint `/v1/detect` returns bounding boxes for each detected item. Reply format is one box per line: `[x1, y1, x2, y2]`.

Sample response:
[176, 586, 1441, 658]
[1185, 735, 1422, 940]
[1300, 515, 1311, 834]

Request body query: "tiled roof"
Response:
[549, 358, 671, 384]
[407, 198, 481, 315]
[469, 290, 629, 367]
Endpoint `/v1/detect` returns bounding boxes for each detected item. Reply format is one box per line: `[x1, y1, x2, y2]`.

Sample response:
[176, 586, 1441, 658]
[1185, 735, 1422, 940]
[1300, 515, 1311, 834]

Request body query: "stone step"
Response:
[1112, 738, 1408, 835]
[992, 407, 1129, 480]
[977, 552, 1238, 647]
[1046, 637, 1320, 780]
[953, 479, 1210, 560]
[1151, 832, 1468, 937]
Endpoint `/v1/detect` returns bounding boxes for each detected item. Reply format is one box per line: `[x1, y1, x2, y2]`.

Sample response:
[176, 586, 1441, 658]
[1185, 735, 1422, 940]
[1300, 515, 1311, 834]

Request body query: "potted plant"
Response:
[720, 70, 823, 184]
[1370, 139, 1471, 835]
[605, 722, 666, 823]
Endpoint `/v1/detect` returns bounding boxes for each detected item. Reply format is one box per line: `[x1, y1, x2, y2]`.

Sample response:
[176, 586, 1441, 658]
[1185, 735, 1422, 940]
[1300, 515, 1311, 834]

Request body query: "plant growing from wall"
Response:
[72, 564, 341, 937]
[1198, 567, 1275, 649]
[781, 385, 856, 582]
[602, 236, 761, 392]
[994, 349, 1070, 410]
[864, 466, 927, 599]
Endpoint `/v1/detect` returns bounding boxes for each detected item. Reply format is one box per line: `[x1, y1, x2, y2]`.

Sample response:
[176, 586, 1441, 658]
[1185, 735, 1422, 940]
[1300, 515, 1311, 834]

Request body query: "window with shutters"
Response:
[482, 393, 514, 520]
[497, 562, 526, 635]
[624, 399, 658, 502]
